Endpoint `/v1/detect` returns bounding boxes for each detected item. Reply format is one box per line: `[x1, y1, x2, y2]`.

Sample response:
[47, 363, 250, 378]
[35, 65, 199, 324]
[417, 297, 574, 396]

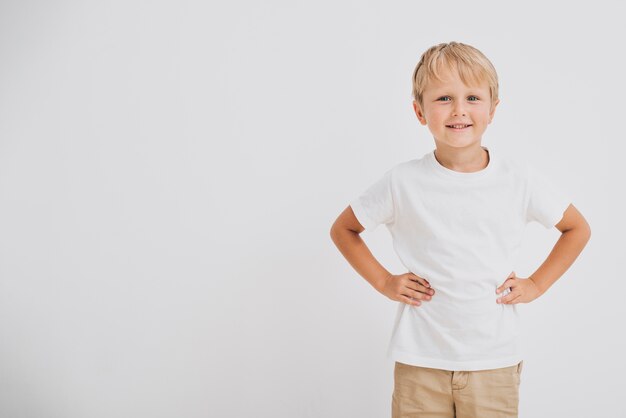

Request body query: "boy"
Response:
[329, 41, 591, 418]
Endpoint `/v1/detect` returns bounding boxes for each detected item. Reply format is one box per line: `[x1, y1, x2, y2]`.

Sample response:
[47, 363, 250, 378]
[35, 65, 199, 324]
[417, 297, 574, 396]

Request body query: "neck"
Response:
[433, 145, 490, 173]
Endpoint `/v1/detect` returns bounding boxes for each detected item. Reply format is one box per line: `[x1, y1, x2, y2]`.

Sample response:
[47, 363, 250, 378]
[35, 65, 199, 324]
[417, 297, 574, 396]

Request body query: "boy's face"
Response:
[413, 66, 499, 151]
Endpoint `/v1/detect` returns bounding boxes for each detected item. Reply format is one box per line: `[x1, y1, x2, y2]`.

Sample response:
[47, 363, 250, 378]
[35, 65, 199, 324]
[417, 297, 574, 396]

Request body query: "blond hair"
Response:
[412, 42, 499, 111]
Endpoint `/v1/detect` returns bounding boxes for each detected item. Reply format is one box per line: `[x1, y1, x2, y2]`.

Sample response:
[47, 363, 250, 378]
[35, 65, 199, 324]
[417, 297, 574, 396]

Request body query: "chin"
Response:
[440, 140, 481, 149]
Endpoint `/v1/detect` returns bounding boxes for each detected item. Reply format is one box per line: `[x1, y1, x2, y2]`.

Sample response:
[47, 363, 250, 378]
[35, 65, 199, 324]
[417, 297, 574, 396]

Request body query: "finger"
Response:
[409, 274, 430, 287]
[496, 277, 516, 294]
[401, 295, 421, 306]
[503, 294, 522, 305]
[405, 281, 434, 295]
[496, 271, 516, 293]
[408, 273, 431, 288]
[497, 291, 519, 304]
[409, 288, 432, 301]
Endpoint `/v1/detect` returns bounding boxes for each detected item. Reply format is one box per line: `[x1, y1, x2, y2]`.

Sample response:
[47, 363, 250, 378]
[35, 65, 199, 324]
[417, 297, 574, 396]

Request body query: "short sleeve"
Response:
[525, 164, 572, 229]
[349, 169, 395, 231]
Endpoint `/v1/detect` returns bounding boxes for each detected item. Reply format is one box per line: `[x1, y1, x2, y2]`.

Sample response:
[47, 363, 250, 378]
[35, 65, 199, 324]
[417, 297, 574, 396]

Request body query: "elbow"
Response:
[330, 222, 343, 244]
[581, 226, 592, 249]
[585, 224, 591, 242]
[330, 223, 359, 246]
[565, 221, 591, 243]
[580, 217, 592, 241]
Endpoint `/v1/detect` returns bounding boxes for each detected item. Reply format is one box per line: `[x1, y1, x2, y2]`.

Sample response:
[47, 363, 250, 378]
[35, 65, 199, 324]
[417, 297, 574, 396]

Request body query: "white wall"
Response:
[0, 1, 623, 417]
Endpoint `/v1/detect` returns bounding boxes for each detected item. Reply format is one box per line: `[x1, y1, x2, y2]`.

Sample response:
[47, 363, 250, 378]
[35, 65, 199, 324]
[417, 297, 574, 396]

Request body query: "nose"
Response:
[452, 101, 466, 116]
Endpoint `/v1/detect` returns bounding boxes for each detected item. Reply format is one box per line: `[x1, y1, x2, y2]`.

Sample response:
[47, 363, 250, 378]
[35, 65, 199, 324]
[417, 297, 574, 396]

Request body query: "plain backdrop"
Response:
[0, 1, 624, 417]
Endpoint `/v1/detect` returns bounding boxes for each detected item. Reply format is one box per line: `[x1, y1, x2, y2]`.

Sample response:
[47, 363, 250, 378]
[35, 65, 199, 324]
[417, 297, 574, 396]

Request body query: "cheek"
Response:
[426, 110, 445, 121]
[472, 110, 492, 122]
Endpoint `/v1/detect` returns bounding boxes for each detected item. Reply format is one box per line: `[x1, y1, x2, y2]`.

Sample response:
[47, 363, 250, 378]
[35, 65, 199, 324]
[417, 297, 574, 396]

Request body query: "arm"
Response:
[529, 203, 591, 294]
[330, 206, 433, 305]
[497, 203, 591, 304]
[329, 206, 390, 293]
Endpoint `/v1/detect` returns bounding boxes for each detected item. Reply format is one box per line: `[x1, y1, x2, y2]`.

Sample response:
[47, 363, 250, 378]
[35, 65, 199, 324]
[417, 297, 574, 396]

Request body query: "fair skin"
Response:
[413, 65, 499, 174]
[330, 65, 591, 306]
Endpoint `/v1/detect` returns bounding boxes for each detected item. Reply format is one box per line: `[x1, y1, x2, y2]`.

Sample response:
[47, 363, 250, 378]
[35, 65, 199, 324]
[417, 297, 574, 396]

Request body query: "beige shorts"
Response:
[392, 360, 523, 418]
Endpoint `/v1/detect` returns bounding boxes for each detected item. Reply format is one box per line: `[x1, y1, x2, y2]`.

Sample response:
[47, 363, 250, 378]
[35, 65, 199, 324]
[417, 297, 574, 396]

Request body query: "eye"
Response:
[468, 96, 479, 101]
[437, 96, 451, 101]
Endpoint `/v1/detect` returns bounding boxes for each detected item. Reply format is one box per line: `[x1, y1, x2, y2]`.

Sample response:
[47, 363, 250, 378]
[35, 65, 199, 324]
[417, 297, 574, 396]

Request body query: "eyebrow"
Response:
[431, 92, 484, 99]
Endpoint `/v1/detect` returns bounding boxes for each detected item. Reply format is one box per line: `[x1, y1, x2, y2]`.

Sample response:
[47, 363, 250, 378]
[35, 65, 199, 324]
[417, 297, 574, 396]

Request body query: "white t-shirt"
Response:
[349, 146, 571, 371]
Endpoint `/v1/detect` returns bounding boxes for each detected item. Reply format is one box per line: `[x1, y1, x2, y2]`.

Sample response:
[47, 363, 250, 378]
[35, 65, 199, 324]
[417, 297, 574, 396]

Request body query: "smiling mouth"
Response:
[446, 124, 472, 129]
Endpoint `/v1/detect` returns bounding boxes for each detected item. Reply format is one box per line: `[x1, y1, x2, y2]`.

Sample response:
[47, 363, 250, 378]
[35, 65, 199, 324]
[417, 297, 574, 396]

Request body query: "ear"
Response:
[413, 100, 427, 125]
[489, 98, 500, 123]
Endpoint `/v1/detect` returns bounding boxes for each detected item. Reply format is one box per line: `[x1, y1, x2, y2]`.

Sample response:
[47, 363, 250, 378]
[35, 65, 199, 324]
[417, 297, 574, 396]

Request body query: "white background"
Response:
[0, 1, 623, 417]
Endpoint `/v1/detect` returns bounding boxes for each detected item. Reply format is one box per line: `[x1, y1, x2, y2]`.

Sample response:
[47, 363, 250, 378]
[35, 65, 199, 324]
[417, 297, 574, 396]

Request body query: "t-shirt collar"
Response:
[427, 146, 495, 180]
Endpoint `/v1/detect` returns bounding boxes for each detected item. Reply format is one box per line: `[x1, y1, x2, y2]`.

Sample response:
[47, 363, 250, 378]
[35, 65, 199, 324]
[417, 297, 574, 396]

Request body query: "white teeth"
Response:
[449, 124, 469, 128]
